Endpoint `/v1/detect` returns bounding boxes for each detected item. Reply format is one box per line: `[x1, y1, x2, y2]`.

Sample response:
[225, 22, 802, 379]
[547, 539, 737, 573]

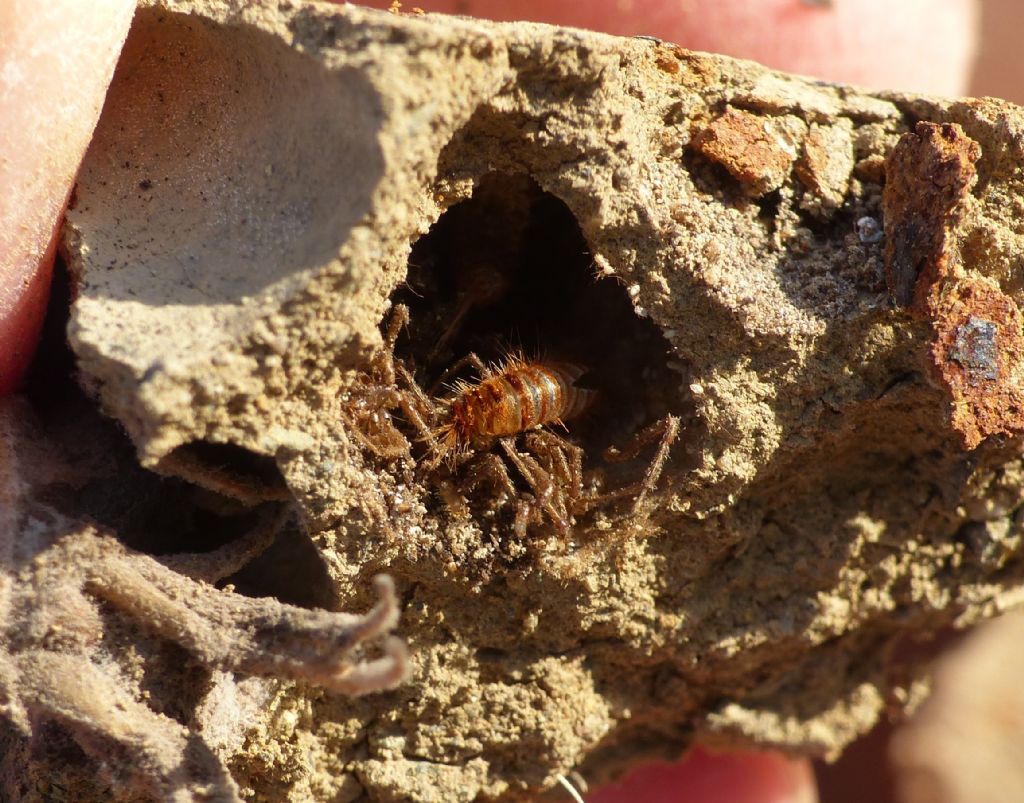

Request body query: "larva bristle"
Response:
[428, 410, 467, 467]
[497, 350, 534, 376]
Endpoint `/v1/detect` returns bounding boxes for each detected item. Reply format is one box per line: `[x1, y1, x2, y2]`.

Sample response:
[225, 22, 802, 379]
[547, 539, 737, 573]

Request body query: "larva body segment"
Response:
[435, 357, 595, 460]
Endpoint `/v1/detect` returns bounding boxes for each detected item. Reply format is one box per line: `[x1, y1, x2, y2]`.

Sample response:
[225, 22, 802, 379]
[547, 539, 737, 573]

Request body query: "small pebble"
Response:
[856, 216, 884, 244]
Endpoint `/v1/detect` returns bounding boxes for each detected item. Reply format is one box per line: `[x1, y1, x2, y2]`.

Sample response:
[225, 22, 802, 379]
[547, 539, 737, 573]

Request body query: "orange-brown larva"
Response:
[433, 355, 595, 462]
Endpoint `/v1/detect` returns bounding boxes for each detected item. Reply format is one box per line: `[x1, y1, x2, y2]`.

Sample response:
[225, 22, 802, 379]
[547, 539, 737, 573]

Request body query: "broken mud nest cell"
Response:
[6, 0, 1024, 800]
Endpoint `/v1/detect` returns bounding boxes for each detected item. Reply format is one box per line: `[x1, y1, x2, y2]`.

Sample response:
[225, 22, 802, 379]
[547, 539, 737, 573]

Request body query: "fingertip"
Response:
[361, 0, 978, 96]
[0, 235, 57, 397]
[588, 747, 818, 803]
[651, 0, 978, 97]
[0, 0, 137, 394]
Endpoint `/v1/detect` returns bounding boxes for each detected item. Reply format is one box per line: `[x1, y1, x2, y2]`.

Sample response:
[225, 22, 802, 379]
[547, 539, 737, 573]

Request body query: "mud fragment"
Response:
[692, 107, 804, 195]
[883, 121, 1024, 448]
[795, 120, 855, 214]
[882, 121, 980, 309]
[929, 277, 1024, 448]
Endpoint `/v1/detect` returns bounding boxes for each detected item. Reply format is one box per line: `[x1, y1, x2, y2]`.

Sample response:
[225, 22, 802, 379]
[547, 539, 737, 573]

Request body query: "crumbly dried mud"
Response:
[6, 0, 1024, 800]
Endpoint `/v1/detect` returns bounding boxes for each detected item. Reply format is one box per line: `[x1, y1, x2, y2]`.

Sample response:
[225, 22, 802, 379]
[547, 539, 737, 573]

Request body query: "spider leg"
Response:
[339, 390, 410, 460]
[395, 361, 436, 423]
[392, 380, 442, 456]
[526, 429, 586, 518]
[601, 415, 680, 513]
[512, 494, 537, 540]
[500, 438, 569, 533]
[632, 415, 679, 511]
[528, 430, 580, 486]
[462, 451, 518, 502]
[460, 452, 547, 537]
[429, 351, 493, 395]
[374, 304, 410, 386]
[384, 303, 410, 351]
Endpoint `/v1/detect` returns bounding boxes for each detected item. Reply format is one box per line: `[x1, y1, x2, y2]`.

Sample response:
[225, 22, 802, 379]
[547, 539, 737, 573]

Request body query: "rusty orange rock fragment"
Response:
[692, 107, 798, 196]
[653, 45, 682, 75]
[931, 278, 1024, 449]
[882, 121, 979, 309]
[883, 121, 1024, 449]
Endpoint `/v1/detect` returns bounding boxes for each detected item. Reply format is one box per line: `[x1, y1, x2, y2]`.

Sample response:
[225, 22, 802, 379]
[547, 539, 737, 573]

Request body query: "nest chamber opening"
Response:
[380, 173, 687, 538]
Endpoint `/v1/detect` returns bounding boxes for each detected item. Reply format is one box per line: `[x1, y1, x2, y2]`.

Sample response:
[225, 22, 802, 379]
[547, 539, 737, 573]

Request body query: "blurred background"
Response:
[972, 0, 1024, 103]
[362, 0, 1024, 105]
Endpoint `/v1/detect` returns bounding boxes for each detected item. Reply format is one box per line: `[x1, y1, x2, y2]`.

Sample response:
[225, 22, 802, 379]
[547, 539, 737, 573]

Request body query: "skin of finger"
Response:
[0, 0, 137, 395]
[361, 0, 978, 96]
[586, 747, 818, 803]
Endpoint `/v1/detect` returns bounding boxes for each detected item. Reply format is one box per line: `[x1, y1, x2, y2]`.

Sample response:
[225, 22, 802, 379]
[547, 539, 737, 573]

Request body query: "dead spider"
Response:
[457, 428, 586, 538]
[449, 407, 680, 537]
[344, 304, 681, 537]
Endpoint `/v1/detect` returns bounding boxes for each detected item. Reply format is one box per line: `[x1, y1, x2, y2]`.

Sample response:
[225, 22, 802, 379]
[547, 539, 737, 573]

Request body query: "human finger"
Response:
[588, 747, 818, 803]
[361, 0, 978, 96]
[0, 0, 136, 394]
